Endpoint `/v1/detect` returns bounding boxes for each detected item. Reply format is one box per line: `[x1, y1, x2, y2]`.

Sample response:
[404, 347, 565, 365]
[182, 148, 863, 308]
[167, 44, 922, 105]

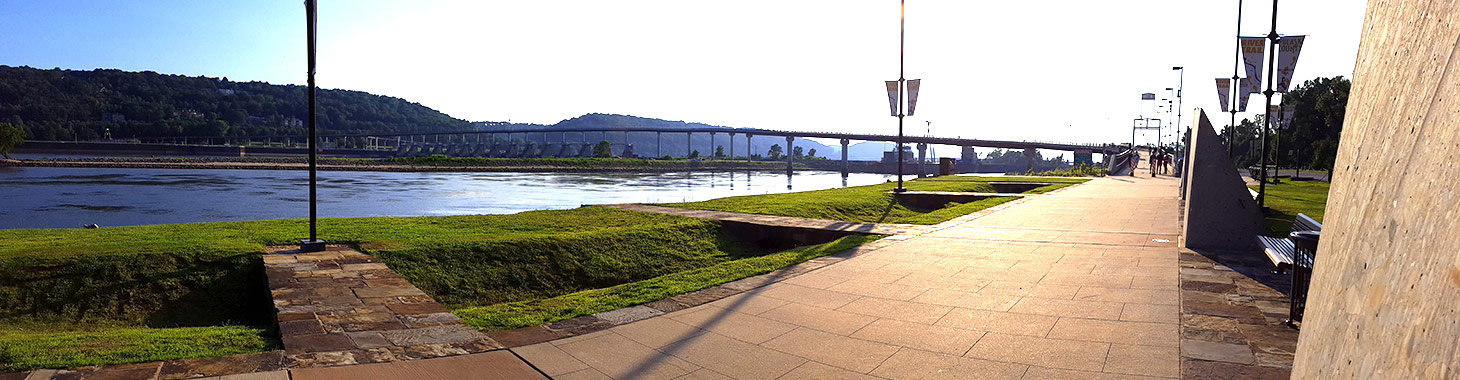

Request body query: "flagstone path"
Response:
[262, 245, 504, 368]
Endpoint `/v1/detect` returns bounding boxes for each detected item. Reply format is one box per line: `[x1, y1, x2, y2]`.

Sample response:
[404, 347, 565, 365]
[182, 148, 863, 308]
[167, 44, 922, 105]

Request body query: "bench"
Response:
[1256, 213, 1322, 272]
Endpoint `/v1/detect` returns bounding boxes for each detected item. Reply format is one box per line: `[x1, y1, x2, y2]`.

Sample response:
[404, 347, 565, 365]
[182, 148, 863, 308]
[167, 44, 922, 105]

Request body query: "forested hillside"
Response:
[0, 66, 472, 141]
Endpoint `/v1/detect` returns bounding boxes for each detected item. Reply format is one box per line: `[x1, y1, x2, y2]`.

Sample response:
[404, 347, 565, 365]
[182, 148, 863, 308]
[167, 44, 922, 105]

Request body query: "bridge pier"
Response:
[745, 134, 753, 163]
[687, 132, 692, 158]
[785, 135, 794, 172]
[729, 133, 736, 160]
[917, 143, 928, 177]
[840, 139, 849, 175]
[710, 132, 716, 158]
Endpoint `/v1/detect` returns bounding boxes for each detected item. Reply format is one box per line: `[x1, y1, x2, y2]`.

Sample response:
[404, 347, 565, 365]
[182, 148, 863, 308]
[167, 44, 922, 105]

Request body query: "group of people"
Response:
[1148, 149, 1176, 176]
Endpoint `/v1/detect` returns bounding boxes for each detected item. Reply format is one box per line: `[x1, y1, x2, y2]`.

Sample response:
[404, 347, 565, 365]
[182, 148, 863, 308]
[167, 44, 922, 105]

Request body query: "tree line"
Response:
[1223, 76, 1349, 173]
[0, 66, 473, 141]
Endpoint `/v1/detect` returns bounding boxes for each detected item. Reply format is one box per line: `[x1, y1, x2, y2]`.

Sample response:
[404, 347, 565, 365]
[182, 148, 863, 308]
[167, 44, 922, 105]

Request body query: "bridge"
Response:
[129, 127, 1123, 173]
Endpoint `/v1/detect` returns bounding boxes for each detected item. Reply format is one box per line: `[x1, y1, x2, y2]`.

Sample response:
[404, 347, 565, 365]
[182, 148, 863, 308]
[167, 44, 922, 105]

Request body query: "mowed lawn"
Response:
[0, 206, 875, 370]
[1251, 179, 1332, 236]
[661, 175, 1089, 225]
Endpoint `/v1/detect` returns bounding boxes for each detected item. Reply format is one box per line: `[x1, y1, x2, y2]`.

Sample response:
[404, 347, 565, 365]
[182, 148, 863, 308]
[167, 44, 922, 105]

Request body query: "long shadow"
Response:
[1187, 247, 1293, 296]
[615, 248, 855, 379]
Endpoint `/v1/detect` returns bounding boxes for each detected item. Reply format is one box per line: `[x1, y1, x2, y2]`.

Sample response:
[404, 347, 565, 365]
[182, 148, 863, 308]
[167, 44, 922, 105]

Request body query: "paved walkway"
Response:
[516, 174, 1185, 379]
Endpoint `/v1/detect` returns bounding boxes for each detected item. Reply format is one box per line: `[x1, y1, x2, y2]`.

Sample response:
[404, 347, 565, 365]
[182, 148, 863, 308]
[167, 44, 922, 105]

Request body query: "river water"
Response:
[0, 166, 894, 230]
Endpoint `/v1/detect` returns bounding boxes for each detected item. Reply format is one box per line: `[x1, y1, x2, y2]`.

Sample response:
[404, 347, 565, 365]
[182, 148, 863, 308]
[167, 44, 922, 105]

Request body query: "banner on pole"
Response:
[1215, 78, 1232, 113]
[884, 81, 900, 116]
[1275, 35, 1306, 92]
[1281, 107, 1296, 129]
[1141, 93, 1156, 100]
[1240, 37, 1267, 90]
[1238, 76, 1257, 112]
[906, 79, 920, 116]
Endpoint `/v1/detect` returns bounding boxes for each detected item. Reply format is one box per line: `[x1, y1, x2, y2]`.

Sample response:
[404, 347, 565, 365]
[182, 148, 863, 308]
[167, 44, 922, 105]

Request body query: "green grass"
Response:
[1250, 179, 1331, 236]
[1031, 165, 1110, 177]
[455, 234, 880, 330]
[0, 206, 801, 370]
[661, 176, 1087, 224]
[1, 325, 274, 372]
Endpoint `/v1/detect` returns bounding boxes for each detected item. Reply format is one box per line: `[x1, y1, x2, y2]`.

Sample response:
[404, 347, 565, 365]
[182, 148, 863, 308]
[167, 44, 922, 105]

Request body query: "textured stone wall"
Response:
[1291, 0, 1460, 377]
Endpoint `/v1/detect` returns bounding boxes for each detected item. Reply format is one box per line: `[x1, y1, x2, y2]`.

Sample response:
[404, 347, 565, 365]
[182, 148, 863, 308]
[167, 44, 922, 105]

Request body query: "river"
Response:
[0, 166, 895, 230]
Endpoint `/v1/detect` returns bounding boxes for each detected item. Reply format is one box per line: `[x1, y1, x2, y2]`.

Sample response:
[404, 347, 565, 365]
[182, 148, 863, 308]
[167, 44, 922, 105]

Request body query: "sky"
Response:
[2, 0, 1368, 152]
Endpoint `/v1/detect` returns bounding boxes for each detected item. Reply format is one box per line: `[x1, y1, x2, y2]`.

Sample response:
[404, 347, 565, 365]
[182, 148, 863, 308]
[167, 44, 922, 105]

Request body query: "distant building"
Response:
[247, 116, 267, 125]
[283, 118, 303, 128]
[881, 146, 915, 163]
[217, 89, 236, 95]
[102, 113, 125, 122]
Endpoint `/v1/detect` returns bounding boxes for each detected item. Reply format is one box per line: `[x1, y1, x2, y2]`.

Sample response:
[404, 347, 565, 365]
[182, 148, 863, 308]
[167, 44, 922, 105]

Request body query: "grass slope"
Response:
[456, 235, 879, 330]
[1250, 179, 1331, 236]
[662, 176, 1087, 224]
[0, 206, 773, 370]
[1, 326, 273, 371]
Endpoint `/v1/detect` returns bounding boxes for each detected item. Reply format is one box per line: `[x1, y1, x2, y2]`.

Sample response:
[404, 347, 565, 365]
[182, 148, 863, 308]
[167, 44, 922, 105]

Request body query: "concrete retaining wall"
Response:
[1291, 1, 1460, 378]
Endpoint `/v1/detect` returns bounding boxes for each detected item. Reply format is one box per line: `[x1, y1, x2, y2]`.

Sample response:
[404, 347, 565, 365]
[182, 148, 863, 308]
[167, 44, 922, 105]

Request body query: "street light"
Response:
[884, 0, 921, 193]
[1173, 66, 1185, 177]
[299, 0, 325, 252]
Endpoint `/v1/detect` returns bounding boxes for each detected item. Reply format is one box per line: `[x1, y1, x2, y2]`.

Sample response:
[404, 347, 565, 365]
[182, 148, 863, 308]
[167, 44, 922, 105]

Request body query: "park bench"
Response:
[1256, 213, 1323, 272]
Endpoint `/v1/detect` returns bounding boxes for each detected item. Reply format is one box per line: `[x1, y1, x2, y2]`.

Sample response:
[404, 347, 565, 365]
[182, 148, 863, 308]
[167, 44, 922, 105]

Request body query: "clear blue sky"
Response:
[2, 0, 1368, 150]
[2, 1, 300, 83]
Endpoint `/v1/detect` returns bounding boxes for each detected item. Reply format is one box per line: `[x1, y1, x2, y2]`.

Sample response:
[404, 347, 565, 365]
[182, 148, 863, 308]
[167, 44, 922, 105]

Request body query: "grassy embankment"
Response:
[662, 175, 1089, 225]
[1250, 179, 1331, 236]
[0, 207, 873, 370]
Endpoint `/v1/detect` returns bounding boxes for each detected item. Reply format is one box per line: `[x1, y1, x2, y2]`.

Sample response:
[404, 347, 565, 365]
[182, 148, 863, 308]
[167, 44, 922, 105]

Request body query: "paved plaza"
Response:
[514, 174, 1185, 379]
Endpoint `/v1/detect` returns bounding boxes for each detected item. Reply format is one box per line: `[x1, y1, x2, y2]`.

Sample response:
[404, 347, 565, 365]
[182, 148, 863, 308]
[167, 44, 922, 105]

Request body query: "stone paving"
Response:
[516, 174, 1192, 379]
[262, 245, 503, 368]
[1175, 248, 1297, 379]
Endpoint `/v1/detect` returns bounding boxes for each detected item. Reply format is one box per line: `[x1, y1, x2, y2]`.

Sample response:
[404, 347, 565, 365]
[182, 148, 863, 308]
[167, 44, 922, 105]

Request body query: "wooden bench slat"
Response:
[1257, 235, 1295, 270]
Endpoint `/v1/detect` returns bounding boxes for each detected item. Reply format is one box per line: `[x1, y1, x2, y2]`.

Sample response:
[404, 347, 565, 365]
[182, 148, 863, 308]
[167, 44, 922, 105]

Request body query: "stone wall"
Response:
[1291, 1, 1460, 377]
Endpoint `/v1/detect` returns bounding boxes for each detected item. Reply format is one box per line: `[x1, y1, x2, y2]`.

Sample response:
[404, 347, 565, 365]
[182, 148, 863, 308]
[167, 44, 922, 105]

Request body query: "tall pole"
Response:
[1257, 0, 1279, 208]
[1174, 67, 1185, 175]
[1229, 0, 1244, 157]
[895, 0, 907, 193]
[300, 0, 324, 251]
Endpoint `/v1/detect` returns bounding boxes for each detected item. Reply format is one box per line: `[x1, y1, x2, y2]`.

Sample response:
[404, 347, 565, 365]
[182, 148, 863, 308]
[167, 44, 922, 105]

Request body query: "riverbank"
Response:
[2, 156, 831, 173]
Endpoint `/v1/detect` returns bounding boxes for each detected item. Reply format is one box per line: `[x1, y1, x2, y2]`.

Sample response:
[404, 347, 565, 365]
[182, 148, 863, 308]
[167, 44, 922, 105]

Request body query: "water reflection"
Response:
[1, 167, 894, 229]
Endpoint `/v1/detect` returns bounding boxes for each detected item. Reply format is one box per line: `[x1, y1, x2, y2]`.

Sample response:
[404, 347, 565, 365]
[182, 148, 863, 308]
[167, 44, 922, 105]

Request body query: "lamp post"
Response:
[885, 0, 921, 193]
[1173, 66, 1185, 176]
[1256, 0, 1281, 209]
[299, 0, 325, 252]
[1229, 0, 1244, 157]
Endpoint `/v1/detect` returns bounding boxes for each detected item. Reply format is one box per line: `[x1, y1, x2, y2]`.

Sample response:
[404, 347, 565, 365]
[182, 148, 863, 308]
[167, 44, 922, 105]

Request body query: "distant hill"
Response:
[0, 66, 472, 144]
[0, 66, 845, 157]
[474, 113, 840, 159]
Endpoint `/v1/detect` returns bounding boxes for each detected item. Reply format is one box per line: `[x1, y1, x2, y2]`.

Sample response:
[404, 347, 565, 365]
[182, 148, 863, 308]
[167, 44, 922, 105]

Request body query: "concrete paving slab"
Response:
[287, 351, 544, 380]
